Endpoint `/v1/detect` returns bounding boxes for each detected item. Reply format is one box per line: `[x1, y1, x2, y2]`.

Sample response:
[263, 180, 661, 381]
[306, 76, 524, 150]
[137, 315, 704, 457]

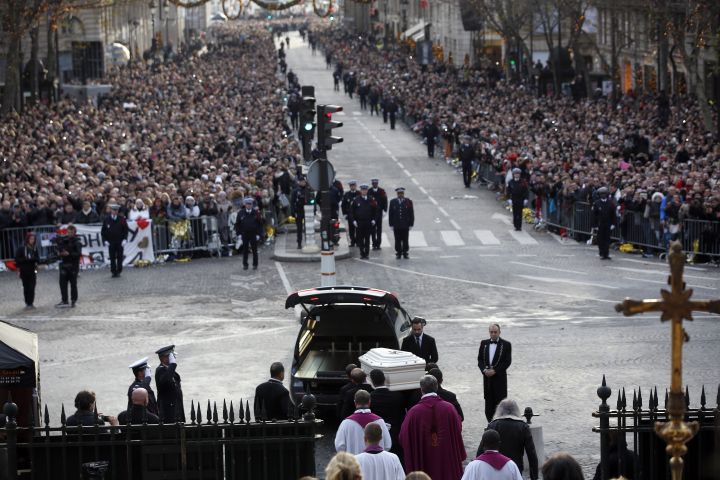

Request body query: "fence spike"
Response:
[637, 387, 642, 409]
[190, 400, 196, 425]
[223, 400, 228, 423]
[602, 374, 607, 387]
[245, 400, 251, 423]
[206, 400, 212, 425]
[61, 404, 66, 425]
[685, 385, 690, 409]
[93, 404, 99, 424]
[229, 401, 235, 424]
[664, 388, 669, 409]
[700, 385, 706, 409]
[213, 402, 218, 424]
[197, 403, 202, 424]
[621, 388, 627, 410]
[654, 386, 659, 410]
[649, 388, 656, 410]
[632, 389, 638, 411]
[239, 399, 245, 423]
[616, 390, 622, 411]
[716, 384, 720, 409]
[44, 405, 50, 427]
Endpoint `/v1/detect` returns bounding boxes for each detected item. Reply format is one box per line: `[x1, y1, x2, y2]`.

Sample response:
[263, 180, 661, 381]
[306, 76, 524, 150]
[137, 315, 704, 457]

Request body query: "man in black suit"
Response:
[428, 367, 464, 421]
[369, 369, 406, 458]
[338, 368, 374, 419]
[254, 362, 292, 420]
[400, 317, 439, 364]
[477, 323, 512, 422]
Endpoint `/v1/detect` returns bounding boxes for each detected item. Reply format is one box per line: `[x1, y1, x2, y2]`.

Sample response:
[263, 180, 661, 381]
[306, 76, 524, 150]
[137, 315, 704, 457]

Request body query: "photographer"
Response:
[56, 224, 82, 308]
[66, 390, 119, 427]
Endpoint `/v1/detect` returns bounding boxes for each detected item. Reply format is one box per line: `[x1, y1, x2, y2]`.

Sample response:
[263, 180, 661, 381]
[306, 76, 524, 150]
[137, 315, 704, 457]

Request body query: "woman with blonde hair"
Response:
[325, 451, 363, 480]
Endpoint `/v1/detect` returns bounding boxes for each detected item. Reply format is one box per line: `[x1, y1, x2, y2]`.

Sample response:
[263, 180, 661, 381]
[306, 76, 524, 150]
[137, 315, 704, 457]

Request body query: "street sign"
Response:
[306, 160, 335, 191]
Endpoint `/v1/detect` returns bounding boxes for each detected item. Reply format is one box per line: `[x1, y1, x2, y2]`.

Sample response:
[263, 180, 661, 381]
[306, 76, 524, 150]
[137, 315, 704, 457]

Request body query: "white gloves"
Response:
[104, 241, 109, 247]
[121, 240, 127, 247]
[144, 366, 152, 379]
[169, 353, 177, 364]
[371, 220, 376, 226]
[256, 235, 260, 241]
[353, 221, 358, 227]
[235, 238, 243, 249]
[523, 199, 528, 207]
[610, 225, 615, 231]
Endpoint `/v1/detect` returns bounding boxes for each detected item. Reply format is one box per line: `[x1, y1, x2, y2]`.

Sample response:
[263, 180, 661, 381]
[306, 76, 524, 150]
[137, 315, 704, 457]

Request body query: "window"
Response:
[72, 41, 104, 81]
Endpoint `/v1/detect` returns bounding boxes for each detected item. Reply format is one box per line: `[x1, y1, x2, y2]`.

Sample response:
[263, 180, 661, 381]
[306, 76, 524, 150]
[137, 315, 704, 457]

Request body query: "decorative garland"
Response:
[250, 0, 303, 10]
[221, 0, 246, 20]
[166, 0, 213, 8]
[312, 0, 334, 18]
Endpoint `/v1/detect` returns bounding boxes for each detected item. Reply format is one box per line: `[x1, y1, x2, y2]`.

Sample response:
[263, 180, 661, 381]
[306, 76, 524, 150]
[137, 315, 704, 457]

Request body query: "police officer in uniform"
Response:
[341, 180, 360, 247]
[127, 357, 158, 415]
[459, 136, 476, 188]
[507, 168, 529, 231]
[423, 118, 440, 158]
[350, 184, 377, 259]
[386, 97, 399, 130]
[593, 186, 616, 260]
[155, 345, 185, 423]
[290, 176, 311, 249]
[368, 178, 388, 250]
[388, 187, 414, 259]
[234, 198, 264, 270]
[101, 204, 129, 278]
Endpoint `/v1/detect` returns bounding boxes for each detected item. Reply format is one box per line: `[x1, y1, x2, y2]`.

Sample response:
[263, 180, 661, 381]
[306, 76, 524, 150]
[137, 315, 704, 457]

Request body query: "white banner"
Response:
[40, 220, 155, 269]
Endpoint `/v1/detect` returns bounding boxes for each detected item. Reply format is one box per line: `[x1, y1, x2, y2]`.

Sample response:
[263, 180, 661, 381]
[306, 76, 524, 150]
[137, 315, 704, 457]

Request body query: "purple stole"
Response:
[476, 451, 511, 470]
[347, 411, 381, 429]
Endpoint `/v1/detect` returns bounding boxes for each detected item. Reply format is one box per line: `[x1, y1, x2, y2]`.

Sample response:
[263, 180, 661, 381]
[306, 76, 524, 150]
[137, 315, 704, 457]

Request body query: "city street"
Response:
[1, 32, 719, 477]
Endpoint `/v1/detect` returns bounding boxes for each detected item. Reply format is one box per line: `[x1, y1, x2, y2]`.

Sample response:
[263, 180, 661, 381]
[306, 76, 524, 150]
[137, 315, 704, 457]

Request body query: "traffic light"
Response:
[317, 105, 343, 151]
[300, 95, 316, 139]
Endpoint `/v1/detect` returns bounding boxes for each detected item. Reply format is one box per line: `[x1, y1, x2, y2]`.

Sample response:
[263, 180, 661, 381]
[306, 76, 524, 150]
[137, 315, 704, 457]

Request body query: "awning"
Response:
[0, 320, 39, 388]
[400, 20, 429, 41]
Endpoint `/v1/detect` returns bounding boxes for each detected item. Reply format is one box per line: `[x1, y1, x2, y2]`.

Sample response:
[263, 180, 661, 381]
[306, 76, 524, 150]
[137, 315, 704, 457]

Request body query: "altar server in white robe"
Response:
[335, 390, 391, 454]
[355, 423, 405, 480]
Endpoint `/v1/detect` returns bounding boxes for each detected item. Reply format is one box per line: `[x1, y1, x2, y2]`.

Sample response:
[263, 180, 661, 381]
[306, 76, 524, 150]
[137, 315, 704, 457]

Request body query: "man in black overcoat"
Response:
[400, 317, 439, 364]
[155, 345, 185, 423]
[101, 204, 129, 278]
[592, 186, 616, 260]
[477, 323, 512, 422]
[254, 362, 292, 420]
[350, 184, 377, 259]
[369, 369, 406, 459]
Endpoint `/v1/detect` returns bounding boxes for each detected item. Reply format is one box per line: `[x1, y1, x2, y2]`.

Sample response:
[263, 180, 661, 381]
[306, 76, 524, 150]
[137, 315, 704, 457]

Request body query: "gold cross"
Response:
[615, 241, 720, 480]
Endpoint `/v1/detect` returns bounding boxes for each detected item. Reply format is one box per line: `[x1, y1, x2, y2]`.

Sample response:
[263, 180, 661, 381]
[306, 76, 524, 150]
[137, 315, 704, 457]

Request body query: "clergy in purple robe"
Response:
[399, 375, 466, 480]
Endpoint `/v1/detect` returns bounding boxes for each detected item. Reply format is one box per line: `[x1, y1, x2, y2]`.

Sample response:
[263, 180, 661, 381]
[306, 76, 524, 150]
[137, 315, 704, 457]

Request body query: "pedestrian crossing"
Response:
[375, 228, 540, 249]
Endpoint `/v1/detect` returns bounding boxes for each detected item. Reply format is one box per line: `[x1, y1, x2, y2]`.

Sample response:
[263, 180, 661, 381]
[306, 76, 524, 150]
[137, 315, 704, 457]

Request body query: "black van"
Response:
[285, 286, 413, 412]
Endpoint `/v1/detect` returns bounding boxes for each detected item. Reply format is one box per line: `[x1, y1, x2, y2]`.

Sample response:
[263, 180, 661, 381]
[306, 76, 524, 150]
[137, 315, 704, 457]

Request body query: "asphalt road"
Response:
[1, 32, 719, 478]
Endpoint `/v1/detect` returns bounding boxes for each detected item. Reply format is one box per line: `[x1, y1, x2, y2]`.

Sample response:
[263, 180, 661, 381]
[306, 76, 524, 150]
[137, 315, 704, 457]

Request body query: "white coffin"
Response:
[359, 348, 427, 391]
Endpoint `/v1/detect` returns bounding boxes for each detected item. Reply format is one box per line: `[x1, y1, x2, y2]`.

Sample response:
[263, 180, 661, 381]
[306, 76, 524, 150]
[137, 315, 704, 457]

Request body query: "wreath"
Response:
[313, 0, 334, 17]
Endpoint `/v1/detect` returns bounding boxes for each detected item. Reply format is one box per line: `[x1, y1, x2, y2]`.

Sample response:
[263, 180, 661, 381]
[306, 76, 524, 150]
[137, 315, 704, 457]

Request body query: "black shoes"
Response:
[243, 265, 249, 270]
[396, 253, 401, 259]
[55, 302, 70, 308]
[403, 254, 409, 259]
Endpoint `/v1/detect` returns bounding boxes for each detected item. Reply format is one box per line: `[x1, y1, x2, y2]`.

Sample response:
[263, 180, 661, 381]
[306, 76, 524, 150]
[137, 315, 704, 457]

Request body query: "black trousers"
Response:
[359, 95, 367, 109]
[371, 216, 383, 248]
[382, 109, 388, 123]
[347, 218, 356, 245]
[109, 242, 124, 274]
[20, 271, 36, 306]
[369, 103, 378, 115]
[241, 235, 258, 267]
[597, 225, 611, 258]
[393, 228, 409, 255]
[357, 224, 371, 257]
[295, 216, 304, 247]
[427, 139, 435, 157]
[462, 162, 472, 187]
[59, 267, 78, 304]
[512, 202, 523, 230]
[389, 113, 396, 130]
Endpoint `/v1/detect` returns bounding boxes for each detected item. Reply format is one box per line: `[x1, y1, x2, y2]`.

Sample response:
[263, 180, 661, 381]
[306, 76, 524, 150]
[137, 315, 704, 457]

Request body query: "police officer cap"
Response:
[348, 180, 357, 185]
[243, 197, 254, 205]
[371, 178, 379, 183]
[597, 187, 609, 194]
[359, 183, 369, 189]
[109, 204, 121, 210]
[155, 345, 175, 356]
[512, 168, 521, 174]
[128, 357, 149, 371]
[395, 187, 405, 193]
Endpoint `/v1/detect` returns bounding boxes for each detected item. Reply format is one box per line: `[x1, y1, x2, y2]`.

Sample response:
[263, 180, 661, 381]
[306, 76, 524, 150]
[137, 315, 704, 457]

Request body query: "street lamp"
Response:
[163, 0, 170, 50]
[149, 0, 157, 51]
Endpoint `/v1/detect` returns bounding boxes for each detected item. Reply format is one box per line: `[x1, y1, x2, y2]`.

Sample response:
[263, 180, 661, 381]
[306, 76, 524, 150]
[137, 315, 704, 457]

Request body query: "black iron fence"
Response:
[1, 398, 322, 480]
[592, 376, 720, 480]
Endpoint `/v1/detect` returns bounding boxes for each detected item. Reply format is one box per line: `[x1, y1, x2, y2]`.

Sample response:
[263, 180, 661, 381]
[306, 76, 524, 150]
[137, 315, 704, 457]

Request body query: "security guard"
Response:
[101, 204, 129, 278]
[592, 186, 616, 260]
[127, 357, 158, 415]
[155, 345, 185, 423]
[290, 176, 312, 249]
[341, 180, 360, 247]
[234, 197, 264, 270]
[388, 187, 414, 259]
[368, 178, 388, 250]
[459, 136, 476, 188]
[350, 184, 377, 259]
[506, 168, 529, 231]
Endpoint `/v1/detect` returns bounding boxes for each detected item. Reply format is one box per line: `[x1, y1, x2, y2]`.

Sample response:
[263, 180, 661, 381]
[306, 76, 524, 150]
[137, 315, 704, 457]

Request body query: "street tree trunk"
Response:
[29, 25, 40, 105]
[1, 1, 22, 115]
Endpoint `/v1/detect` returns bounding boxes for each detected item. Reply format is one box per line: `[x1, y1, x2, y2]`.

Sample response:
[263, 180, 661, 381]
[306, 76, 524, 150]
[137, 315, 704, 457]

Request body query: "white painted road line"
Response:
[397, 162, 404, 168]
[623, 277, 716, 291]
[382, 232, 391, 247]
[403, 169, 412, 176]
[275, 261, 301, 319]
[509, 229, 539, 245]
[409, 230, 428, 247]
[441, 230, 465, 246]
[437, 206, 450, 217]
[428, 197, 439, 206]
[411, 178, 420, 185]
[491, 212, 513, 226]
[615, 256, 709, 272]
[352, 111, 362, 116]
[510, 261, 588, 276]
[474, 230, 501, 245]
[450, 219, 462, 230]
[418, 186, 428, 194]
[609, 266, 715, 281]
[515, 274, 619, 290]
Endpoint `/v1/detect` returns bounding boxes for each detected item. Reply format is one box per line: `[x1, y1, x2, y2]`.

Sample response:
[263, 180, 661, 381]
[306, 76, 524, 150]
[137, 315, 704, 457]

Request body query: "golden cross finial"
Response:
[615, 241, 720, 480]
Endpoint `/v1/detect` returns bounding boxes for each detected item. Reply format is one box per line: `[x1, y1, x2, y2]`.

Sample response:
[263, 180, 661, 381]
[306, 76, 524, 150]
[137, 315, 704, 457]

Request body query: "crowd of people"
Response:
[0, 21, 309, 261]
[311, 26, 720, 255]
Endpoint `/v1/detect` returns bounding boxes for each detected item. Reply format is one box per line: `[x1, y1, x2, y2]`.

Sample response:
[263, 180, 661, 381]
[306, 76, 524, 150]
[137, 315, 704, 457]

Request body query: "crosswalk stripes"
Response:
[357, 229, 541, 249]
[440, 230, 465, 246]
[473, 230, 501, 245]
[508, 229, 539, 245]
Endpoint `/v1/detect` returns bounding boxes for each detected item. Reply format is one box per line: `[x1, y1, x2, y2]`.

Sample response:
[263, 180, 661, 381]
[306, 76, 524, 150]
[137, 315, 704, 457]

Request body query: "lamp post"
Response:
[149, 0, 157, 51]
[164, 0, 170, 52]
